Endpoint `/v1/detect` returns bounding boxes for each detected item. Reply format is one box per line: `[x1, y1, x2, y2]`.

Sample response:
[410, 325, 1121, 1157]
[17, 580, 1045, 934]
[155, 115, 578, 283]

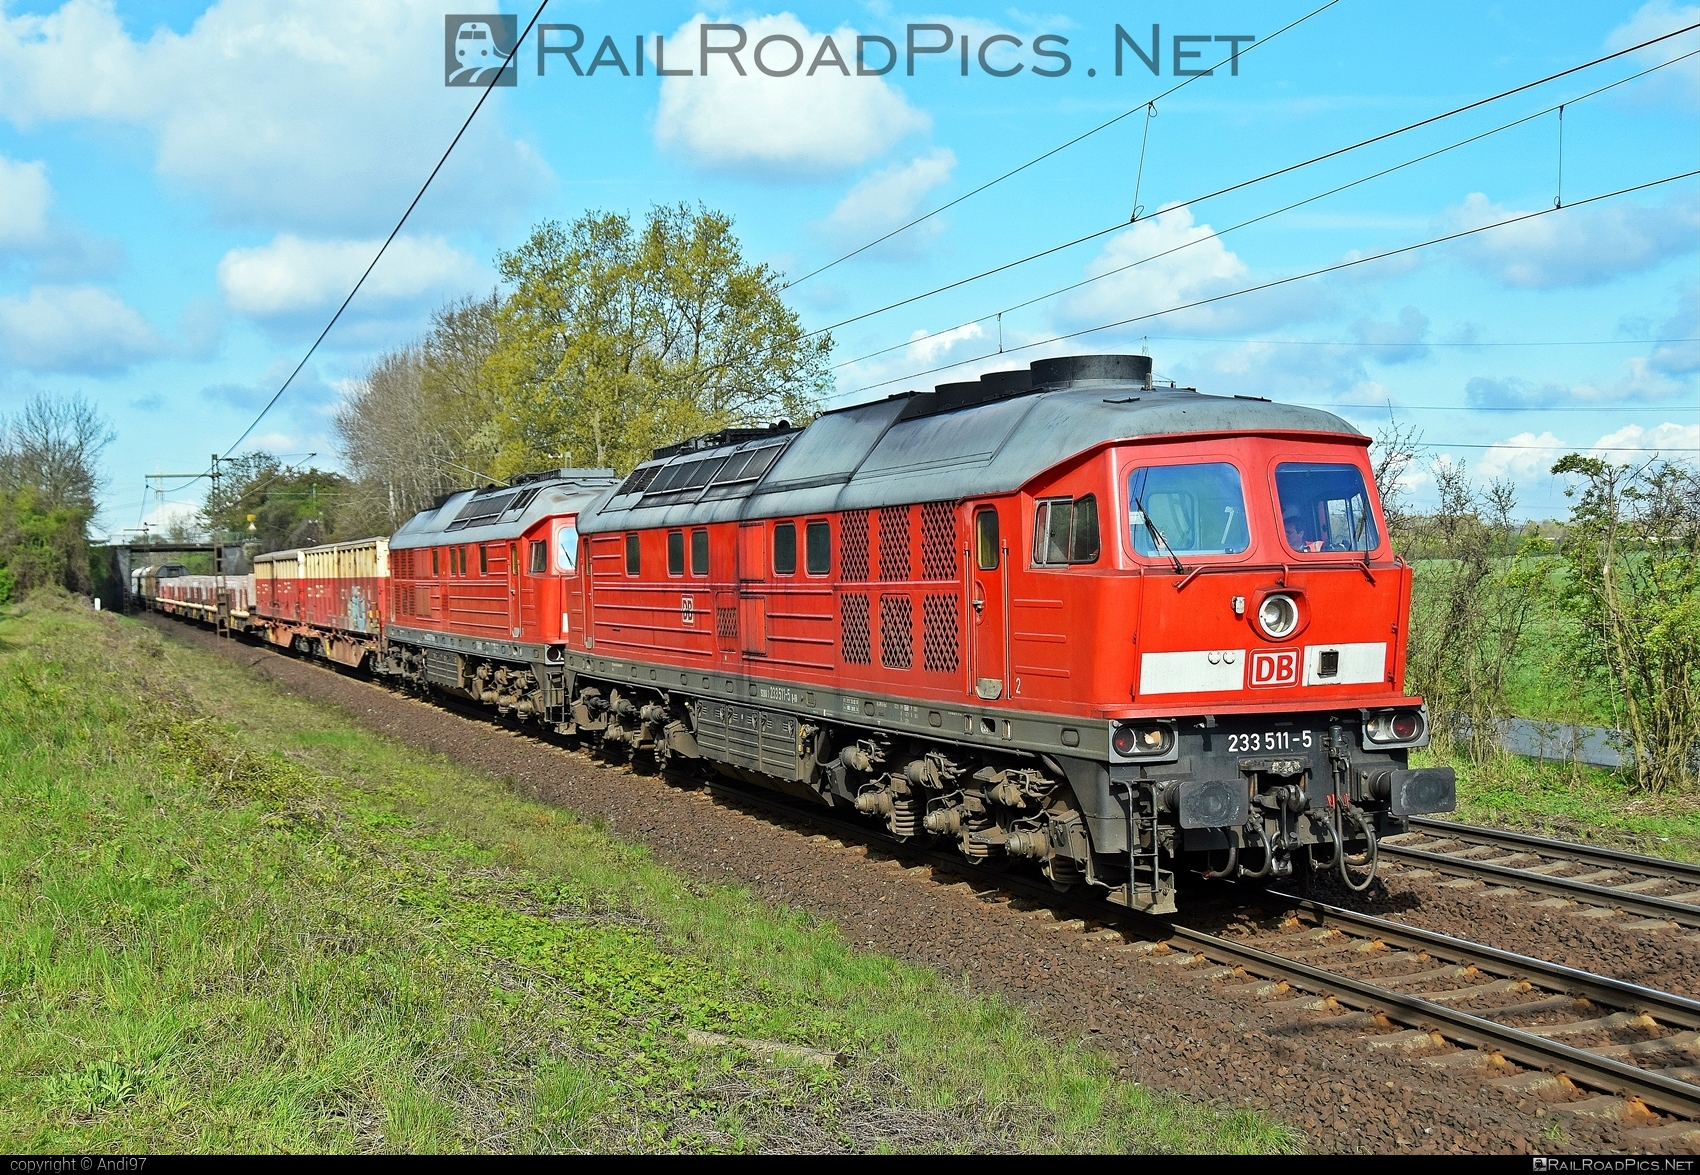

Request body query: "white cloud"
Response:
[819, 148, 956, 249]
[1443, 190, 1700, 289]
[654, 14, 930, 179]
[0, 0, 550, 232]
[904, 320, 984, 365]
[0, 285, 161, 372]
[1590, 420, 1700, 464]
[1605, 2, 1700, 105]
[0, 155, 52, 250]
[1475, 431, 1569, 482]
[217, 234, 480, 317]
[1059, 206, 1249, 331]
[1473, 421, 1699, 496]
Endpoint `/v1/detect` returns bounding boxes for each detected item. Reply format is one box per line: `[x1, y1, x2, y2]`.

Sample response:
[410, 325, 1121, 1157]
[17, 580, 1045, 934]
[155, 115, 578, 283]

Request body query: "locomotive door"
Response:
[969, 504, 1007, 701]
[507, 542, 521, 638]
[736, 522, 768, 657]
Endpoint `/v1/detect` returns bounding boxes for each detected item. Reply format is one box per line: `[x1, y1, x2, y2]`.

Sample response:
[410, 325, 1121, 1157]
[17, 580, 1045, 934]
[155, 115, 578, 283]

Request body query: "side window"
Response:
[1033, 496, 1101, 566]
[773, 521, 797, 576]
[667, 530, 685, 577]
[529, 540, 546, 574]
[975, 508, 1000, 570]
[432, 548, 440, 577]
[691, 528, 709, 576]
[625, 533, 641, 577]
[479, 544, 489, 575]
[804, 519, 830, 576]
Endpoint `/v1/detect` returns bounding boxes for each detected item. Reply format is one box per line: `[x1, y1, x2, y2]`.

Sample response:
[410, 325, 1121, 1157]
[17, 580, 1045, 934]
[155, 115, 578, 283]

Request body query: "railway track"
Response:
[697, 778, 1700, 1140]
[1381, 817, 1700, 929]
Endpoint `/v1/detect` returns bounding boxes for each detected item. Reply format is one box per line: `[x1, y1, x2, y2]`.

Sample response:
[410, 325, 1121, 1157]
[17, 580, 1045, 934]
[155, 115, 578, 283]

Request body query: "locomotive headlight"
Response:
[1112, 722, 1174, 759]
[1257, 593, 1300, 640]
[1364, 708, 1427, 747]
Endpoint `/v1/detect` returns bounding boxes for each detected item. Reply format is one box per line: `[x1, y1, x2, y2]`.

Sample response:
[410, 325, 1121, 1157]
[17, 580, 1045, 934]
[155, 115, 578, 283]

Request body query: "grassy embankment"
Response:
[0, 596, 1296, 1154]
[1407, 562, 1700, 860]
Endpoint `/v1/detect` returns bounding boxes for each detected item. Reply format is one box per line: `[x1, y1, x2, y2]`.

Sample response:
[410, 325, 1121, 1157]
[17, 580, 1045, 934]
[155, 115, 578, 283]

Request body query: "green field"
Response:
[0, 595, 1295, 1154]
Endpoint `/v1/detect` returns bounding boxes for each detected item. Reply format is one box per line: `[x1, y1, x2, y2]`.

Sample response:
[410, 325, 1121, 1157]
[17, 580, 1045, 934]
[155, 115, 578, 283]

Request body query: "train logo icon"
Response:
[1249, 649, 1300, 688]
[445, 14, 517, 87]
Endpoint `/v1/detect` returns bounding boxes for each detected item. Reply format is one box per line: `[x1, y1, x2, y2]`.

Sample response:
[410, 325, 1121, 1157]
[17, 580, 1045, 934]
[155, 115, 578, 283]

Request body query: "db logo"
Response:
[1250, 648, 1299, 688]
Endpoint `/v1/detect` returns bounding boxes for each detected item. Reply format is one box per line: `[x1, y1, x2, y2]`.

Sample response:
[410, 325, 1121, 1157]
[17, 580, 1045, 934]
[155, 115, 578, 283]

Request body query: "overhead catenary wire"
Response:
[195, 1, 553, 483]
[817, 42, 1700, 357]
[835, 169, 1700, 399]
[782, 0, 1346, 290]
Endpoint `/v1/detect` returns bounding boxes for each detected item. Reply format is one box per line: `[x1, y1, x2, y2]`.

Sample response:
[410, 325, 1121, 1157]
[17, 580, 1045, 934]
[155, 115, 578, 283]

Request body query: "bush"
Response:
[1551, 457, 1700, 793]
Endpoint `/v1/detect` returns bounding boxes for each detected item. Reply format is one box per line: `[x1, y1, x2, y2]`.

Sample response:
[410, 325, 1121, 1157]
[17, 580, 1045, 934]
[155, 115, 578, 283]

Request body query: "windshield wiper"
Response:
[1134, 496, 1186, 575]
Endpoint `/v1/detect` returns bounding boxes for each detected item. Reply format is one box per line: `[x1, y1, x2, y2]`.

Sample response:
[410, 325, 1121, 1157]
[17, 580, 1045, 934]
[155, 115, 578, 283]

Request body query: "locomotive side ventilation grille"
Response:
[715, 605, 739, 643]
[879, 594, 913, 670]
[922, 594, 959, 673]
[393, 549, 413, 579]
[840, 593, 871, 664]
[919, 502, 957, 581]
[878, 506, 911, 581]
[841, 511, 870, 581]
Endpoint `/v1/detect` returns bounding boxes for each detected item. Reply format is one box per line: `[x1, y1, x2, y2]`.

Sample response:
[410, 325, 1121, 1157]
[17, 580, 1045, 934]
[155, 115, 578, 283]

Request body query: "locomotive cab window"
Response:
[1277, 462, 1381, 554]
[975, 508, 1000, 570]
[479, 545, 489, 575]
[773, 522, 797, 576]
[691, 528, 709, 576]
[1127, 463, 1250, 558]
[528, 540, 546, 574]
[667, 530, 685, 577]
[625, 533, 641, 576]
[1033, 495, 1100, 565]
[431, 548, 439, 577]
[804, 519, 830, 576]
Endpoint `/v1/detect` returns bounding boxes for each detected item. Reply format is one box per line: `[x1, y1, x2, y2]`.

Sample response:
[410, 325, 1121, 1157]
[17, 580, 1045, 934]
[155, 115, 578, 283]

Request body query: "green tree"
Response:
[204, 453, 352, 553]
[0, 393, 112, 601]
[335, 295, 506, 536]
[484, 203, 831, 476]
[1551, 456, 1700, 793]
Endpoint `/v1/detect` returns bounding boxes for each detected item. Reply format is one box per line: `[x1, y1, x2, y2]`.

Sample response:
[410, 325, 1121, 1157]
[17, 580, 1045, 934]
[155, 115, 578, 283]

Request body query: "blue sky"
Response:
[0, 0, 1694, 537]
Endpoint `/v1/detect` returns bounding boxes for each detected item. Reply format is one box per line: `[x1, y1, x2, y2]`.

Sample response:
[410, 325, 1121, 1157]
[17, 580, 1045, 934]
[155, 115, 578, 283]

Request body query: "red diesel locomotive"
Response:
[140, 353, 1452, 912]
[378, 352, 1453, 912]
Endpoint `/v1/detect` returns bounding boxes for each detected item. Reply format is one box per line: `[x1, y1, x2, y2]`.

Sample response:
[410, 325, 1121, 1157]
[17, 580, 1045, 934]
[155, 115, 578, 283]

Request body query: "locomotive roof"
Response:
[577, 354, 1362, 534]
[389, 469, 618, 550]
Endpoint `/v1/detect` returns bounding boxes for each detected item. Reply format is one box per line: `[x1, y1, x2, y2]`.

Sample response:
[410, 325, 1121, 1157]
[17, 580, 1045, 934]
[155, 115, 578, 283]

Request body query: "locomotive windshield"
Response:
[1276, 462, 1380, 553]
[1127, 463, 1250, 557]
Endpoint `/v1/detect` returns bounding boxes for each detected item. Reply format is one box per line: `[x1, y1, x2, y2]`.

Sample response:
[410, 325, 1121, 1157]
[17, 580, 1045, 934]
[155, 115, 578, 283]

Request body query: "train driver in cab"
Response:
[1284, 507, 1325, 553]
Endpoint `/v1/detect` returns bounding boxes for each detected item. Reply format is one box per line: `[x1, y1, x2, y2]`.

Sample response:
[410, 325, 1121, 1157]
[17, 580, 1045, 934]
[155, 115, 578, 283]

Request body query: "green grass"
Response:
[0, 595, 1297, 1154]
